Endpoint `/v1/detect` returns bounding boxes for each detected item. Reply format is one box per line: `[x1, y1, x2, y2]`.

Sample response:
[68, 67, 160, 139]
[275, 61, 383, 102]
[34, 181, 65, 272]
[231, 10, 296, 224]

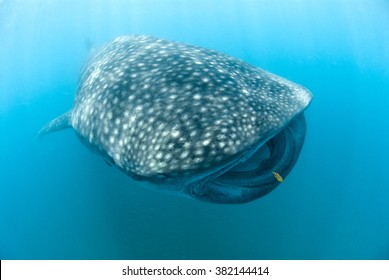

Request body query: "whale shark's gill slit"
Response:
[38, 111, 72, 138]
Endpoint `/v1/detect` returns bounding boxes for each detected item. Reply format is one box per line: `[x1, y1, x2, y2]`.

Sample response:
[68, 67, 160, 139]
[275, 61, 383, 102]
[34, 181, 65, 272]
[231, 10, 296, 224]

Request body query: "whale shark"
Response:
[39, 35, 312, 203]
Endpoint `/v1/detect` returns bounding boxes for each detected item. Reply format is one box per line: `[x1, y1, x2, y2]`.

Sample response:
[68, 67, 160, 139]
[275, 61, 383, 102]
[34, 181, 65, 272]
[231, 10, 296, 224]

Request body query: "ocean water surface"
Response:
[1, 0, 389, 259]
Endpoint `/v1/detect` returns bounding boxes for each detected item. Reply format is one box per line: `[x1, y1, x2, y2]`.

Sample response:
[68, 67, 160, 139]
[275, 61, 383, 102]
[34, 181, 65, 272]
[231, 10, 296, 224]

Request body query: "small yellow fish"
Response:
[272, 171, 284, 183]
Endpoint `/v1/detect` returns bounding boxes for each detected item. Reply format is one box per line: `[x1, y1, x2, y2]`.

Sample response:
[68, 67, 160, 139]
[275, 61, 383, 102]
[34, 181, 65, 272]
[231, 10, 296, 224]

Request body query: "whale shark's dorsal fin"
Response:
[38, 111, 72, 138]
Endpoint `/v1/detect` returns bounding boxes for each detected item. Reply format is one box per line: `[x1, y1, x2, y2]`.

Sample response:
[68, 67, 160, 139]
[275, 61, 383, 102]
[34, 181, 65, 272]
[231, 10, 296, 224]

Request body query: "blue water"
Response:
[1, 0, 389, 259]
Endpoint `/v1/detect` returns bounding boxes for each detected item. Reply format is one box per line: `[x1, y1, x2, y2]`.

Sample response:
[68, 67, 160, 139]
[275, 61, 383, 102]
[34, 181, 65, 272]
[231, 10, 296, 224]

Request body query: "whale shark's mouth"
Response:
[189, 114, 307, 204]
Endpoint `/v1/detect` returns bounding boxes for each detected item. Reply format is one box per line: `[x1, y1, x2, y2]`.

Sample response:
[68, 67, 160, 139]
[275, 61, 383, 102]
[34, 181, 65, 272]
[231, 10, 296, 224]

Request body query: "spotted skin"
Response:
[40, 35, 312, 203]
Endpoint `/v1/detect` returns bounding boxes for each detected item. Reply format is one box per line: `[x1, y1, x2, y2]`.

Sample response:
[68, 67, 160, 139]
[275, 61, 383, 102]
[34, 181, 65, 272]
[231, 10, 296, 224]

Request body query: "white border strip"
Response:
[2, 260, 389, 280]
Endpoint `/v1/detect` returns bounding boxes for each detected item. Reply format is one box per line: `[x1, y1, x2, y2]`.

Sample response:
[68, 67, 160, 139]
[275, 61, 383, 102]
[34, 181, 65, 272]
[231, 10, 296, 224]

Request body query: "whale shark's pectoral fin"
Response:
[38, 111, 72, 138]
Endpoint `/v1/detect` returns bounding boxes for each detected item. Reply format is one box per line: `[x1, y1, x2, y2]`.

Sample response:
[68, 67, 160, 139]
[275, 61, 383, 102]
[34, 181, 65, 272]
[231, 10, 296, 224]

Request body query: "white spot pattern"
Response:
[70, 35, 312, 180]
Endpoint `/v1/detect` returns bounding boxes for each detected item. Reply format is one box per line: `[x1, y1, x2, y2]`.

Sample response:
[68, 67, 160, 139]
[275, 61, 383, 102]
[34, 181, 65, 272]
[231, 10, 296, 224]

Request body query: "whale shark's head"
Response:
[40, 35, 312, 204]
